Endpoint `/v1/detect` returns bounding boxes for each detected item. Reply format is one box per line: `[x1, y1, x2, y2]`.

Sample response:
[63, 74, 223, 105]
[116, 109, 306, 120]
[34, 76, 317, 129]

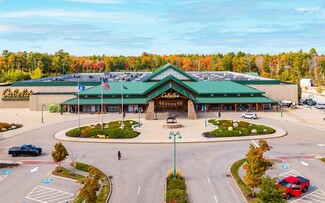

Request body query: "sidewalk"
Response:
[2, 107, 325, 144]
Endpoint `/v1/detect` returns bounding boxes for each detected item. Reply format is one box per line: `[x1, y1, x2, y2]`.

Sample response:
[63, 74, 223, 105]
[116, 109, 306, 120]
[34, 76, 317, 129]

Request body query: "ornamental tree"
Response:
[243, 139, 272, 197]
[80, 166, 100, 203]
[258, 176, 286, 203]
[51, 142, 69, 172]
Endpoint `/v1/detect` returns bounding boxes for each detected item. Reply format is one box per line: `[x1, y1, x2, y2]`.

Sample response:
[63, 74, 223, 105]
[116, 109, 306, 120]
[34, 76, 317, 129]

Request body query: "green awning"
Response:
[194, 96, 277, 104]
[61, 98, 148, 105]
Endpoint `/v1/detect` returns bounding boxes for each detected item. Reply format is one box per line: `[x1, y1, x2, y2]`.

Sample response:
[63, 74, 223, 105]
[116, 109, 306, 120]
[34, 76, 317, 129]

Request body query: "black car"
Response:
[8, 144, 42, 157]
[303, 99, 316, 106]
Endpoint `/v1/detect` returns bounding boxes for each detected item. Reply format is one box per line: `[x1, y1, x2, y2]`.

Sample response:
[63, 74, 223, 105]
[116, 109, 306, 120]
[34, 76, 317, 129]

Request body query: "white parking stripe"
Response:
[290, 189, 325, 203]
[26, 185, 74, 203]
[0, 175, 8, 182]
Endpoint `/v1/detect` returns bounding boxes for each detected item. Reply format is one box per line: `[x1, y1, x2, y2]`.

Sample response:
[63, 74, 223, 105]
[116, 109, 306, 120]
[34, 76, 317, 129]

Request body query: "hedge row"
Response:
[66, 120, 139, 139]
[0, 122, 23, 132]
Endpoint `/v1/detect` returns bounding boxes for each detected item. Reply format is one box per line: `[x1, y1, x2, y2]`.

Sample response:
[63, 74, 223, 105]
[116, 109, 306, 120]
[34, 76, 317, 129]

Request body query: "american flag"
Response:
[102, 78, 110, 91]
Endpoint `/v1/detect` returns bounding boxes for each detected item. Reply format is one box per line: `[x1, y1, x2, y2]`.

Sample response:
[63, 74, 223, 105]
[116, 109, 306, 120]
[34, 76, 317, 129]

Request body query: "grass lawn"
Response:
[52, 166, 85, 181]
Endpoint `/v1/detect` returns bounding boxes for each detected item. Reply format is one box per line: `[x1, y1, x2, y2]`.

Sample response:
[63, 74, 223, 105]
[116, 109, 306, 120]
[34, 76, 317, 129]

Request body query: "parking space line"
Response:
[290, 189, 325, 203]
[0, 175, 8, 182]
[26, 185, 74, 203]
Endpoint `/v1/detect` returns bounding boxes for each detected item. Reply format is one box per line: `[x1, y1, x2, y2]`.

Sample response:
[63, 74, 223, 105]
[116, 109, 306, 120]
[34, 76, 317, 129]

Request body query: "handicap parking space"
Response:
[26, 185, 75, 203]
[0, 175, 8, 182]
[272, 169, 325, 203]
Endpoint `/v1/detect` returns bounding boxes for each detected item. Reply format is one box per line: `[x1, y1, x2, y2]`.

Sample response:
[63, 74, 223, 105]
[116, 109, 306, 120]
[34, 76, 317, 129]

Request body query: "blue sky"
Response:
[0, 0, 325, 56]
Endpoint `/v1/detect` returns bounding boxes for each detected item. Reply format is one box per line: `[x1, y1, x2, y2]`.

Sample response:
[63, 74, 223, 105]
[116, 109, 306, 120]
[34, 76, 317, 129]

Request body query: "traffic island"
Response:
[165, 169, 188, 203]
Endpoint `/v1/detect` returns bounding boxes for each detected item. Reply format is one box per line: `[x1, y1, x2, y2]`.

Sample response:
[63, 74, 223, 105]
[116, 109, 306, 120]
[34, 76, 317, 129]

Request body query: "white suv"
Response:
[316, 103, 325, 109]
[241, 113, 257, 119]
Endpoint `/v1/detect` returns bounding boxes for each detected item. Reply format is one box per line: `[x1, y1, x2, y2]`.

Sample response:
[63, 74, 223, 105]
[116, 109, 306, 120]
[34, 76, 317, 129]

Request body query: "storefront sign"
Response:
[1, 88, 34, 101]
[161, 92, 180, 99]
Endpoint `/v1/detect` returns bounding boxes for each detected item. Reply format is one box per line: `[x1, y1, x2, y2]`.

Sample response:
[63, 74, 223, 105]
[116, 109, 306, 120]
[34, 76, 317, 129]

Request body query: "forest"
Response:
[0, 48, 324, 85]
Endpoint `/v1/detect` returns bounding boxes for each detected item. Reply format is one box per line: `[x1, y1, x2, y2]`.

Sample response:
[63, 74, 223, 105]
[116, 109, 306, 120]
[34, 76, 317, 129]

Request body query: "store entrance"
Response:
[155, 99, 187, 112]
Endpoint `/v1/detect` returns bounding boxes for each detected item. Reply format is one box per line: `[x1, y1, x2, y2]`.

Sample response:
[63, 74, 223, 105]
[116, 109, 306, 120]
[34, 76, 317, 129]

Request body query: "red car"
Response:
[277, 176, 310, 200]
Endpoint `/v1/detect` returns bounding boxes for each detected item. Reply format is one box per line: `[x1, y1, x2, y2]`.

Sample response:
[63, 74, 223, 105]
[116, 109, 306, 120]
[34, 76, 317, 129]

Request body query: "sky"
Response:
[0, 0, 325, 56]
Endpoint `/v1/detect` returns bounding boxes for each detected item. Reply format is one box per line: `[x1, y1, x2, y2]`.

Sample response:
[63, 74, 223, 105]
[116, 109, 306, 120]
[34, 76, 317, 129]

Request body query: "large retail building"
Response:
[0, 64, 297, 119]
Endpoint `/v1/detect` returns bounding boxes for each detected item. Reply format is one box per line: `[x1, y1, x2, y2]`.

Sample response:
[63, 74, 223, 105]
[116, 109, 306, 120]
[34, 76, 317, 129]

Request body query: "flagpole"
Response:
[78, 79, 80, 132]
[101, 85, 103, 131]
[121, 83, 124, 127]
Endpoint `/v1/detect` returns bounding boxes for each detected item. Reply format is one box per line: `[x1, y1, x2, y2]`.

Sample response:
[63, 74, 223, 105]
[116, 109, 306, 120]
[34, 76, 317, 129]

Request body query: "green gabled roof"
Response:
[61, 98, 148, 105]
[194, 96, 277, 104]
[143, 63, 198, 82]
[143, 75, 198, 95]
[78, 82, 153, 95]
[184, 81, 264, 94]
[147, 83, 195, 101]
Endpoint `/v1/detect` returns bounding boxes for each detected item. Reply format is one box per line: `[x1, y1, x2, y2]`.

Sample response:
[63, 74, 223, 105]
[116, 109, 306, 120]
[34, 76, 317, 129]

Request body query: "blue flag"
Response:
[78, 83, 85, 91]
[122, 84, 128, 90]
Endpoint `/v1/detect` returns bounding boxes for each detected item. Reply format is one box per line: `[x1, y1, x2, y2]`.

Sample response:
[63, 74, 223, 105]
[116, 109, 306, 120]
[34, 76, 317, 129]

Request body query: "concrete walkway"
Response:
[2, 106, 325, 144]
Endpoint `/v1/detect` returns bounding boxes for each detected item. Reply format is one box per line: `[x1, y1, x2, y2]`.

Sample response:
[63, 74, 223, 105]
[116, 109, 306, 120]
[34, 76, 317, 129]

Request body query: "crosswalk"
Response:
[26, 185, 75, 203]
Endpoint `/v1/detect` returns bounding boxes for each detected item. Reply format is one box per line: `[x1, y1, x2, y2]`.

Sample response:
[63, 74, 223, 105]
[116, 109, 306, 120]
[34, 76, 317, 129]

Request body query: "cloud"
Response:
[2, 9, 155, 24]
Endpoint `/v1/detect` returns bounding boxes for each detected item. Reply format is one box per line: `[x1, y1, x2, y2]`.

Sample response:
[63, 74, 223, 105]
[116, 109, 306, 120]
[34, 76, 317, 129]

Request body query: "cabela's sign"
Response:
[161, 92, 180, 99]
[2, 88, 34, 101]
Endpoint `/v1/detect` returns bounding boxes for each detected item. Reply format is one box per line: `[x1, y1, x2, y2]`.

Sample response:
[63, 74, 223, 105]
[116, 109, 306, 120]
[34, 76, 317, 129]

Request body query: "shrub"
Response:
[168, 178, 186, 190]
[166, 189, 187, 203]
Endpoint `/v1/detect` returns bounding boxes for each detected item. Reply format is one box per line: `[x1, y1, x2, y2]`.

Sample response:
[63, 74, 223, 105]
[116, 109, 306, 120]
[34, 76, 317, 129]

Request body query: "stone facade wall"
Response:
[187, 100, 197, 119]
[145, 100, 155, 120]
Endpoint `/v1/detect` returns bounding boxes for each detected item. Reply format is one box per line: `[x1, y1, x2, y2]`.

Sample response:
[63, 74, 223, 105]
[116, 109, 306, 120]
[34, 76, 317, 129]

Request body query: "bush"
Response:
[168, 178, 186, 190]
[166, 189, 187, 203]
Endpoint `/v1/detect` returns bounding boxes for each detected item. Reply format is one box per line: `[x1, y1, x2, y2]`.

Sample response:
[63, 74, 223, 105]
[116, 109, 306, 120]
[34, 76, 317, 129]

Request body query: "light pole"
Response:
[168, 131, 182, 179]
[41, 104, 46, 123]
[138, 107, 142, 128]
[279, 101, 283, 118]
[204, 105, 207, 127]
[308, 94, 314, 110]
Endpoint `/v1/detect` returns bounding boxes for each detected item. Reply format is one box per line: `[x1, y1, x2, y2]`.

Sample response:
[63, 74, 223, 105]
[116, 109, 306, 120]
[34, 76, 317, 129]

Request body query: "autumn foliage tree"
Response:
[51, 142, 69, 172]
[80, 166, 100, 203]
[243, 139, 272, 197]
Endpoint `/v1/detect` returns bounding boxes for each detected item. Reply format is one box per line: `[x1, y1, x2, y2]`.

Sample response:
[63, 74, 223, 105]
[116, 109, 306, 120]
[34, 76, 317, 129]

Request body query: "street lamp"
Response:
[138, 107, 142, 128]
[279, 101, 283, 118]
[41, 104, 46, 123]
[204, 105, 207, 127]
[168, 131, 182, 179]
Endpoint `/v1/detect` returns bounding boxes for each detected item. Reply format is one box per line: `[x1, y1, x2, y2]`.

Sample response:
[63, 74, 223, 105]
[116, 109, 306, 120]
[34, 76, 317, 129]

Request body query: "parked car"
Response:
[8, 144, 42, 157]
[276, 176, 310, 200]
[241, 113, 257, 119]
[316, 102, 325, 109]
[303, 99, 317, 106]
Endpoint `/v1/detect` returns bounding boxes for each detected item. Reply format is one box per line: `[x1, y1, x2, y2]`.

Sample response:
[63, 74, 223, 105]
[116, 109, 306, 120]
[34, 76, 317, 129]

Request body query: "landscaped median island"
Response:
[52, 162, 111, 203]
[0, 122, 22, 132]
[204, 119, 275, 137]
[166, 169, 188, 203]
[66, 120, 139, 139]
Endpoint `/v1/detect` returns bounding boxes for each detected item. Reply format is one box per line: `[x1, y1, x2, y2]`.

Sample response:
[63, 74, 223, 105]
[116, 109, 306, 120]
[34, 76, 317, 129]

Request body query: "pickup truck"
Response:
[8, 144, 42, 157]
[277, 176, 310, 200]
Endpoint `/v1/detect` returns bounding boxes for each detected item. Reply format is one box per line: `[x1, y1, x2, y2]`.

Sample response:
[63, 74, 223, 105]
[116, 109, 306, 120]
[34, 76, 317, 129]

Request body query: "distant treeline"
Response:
[0, 49, 324, 85]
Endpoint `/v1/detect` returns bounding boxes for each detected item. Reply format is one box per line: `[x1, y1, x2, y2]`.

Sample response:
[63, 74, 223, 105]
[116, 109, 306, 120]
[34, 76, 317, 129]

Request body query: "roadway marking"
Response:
[214, 195, 218, 202]
[31, 167, 39, 173]
[251, 140, 259, 147]
[0, 175, 8, 182]
[137, 186, 141, 194]
[207, 177, 211, 184]
[317, 144, 325, 147]
[26, 185, 74, 203]
[300, 161, 309, 166]
[290, 189, 325, 203]
[273, 170, 303, 180]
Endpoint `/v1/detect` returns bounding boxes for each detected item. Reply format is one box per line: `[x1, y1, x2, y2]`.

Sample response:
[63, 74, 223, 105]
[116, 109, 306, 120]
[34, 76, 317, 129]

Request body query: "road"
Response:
[1, 108, 325, 202]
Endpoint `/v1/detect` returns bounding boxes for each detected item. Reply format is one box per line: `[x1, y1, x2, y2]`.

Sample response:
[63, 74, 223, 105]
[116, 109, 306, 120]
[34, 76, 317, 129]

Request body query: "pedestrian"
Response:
[118, 151, 121, 160]
[218, 111, 221, 118]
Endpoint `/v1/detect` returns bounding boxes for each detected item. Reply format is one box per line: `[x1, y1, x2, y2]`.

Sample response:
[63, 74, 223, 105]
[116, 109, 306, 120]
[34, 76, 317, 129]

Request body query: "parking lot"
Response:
[26, 185, 75, 203]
